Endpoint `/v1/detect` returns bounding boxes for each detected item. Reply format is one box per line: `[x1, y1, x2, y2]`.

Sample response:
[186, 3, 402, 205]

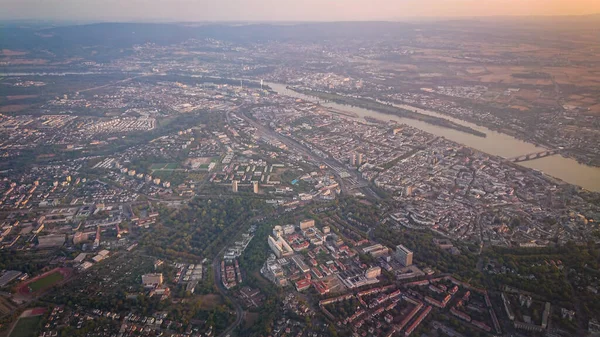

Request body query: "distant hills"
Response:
[0, 22, 390, 52]
[1, 17, 599, 54]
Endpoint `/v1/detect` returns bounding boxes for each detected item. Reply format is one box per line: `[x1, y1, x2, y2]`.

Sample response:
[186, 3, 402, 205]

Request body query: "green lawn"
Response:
[150, 163, 168, 170]
[29, 272, 64, 292]
[10, 316, 43, 337]
[150, 163, 178, 170]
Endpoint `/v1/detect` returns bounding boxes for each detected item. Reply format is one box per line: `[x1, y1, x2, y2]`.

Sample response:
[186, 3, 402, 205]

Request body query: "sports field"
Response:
[17, 268, 71, 296]
[28, 271, 64, 292]
[9, 316, 43, 337]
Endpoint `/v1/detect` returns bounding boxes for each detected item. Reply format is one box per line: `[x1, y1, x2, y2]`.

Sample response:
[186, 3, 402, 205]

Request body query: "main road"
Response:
[236, 106, 381, 199]
[213, 243, 244, 337]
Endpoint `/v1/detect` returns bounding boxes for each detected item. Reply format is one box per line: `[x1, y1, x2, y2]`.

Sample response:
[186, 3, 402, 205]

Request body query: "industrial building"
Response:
[142, 273, 164, 287]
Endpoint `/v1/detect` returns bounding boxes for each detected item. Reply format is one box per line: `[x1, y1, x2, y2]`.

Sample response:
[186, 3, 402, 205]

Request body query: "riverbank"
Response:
[290, 87, 487, 138]
[385, 97, 600, 168]
[268, 82, 600, 192]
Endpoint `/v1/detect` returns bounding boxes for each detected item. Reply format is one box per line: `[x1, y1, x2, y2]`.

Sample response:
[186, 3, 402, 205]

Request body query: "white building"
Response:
[268, 235, 294, 258]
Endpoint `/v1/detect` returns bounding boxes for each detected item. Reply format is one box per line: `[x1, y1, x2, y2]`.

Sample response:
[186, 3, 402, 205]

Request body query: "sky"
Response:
[1, 0, 600, 22]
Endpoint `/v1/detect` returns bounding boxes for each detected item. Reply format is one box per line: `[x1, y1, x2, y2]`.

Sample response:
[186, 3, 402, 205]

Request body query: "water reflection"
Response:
[268, 83, 600, 192]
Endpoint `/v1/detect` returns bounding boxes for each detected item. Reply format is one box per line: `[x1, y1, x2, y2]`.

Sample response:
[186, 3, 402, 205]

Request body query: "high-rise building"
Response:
[358, 153, 364, 166]
[232, 180, 238, 193]
[93, 225, 101, 250]
[350, 153, 357, 166]
[406, 186, 413, 196]
[395, 244, 413, 266]
[253, 181, 259, 194]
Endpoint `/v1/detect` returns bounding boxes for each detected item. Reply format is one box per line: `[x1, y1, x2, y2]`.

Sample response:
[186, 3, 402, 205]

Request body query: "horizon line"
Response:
[1, 12, 599, 25]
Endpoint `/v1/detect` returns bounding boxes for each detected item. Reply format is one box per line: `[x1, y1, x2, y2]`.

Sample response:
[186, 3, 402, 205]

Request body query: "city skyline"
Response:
[1, 0, 600, 22]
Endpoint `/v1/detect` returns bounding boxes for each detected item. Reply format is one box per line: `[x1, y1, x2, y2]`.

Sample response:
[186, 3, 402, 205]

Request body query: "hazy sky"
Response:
[1, 0, 600, 22]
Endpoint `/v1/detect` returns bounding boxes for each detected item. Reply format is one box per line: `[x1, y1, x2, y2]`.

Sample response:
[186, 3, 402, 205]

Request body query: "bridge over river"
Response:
[507, 149, 563, 163]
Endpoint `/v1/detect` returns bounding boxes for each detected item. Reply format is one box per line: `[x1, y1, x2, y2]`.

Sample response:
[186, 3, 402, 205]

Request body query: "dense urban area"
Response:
[0, 18, 599, 337]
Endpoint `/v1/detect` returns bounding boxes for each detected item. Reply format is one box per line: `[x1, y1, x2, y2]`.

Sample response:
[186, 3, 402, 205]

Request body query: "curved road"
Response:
[213, 235, 245, 337]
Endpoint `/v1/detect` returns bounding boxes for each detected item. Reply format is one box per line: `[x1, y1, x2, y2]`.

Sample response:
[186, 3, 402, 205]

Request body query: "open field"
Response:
[0, 104, 31, 113]
[243, 311, 260, 330]
[510, 105, 530, 111]
[197, 294, 224, 310]
[150, 163, 179, 170]
[1, 49, 28, 56]
[17, 268, 71, 295]
[28, 272, 63, 292]
[587, 104, 600, 115]
[5, 95, 39, 101]
[9, 315, 44, 337]
[1, 59, 48, 65]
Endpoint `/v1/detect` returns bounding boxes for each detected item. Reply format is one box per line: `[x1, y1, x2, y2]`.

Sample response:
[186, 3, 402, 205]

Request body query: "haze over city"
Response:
[1, 0, 600, 21]
[2, 1, 600, 337]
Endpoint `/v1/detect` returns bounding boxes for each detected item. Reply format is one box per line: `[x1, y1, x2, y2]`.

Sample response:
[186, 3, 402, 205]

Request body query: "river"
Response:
[2, 71, 597, 192]
[267, 82, 600, 192]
